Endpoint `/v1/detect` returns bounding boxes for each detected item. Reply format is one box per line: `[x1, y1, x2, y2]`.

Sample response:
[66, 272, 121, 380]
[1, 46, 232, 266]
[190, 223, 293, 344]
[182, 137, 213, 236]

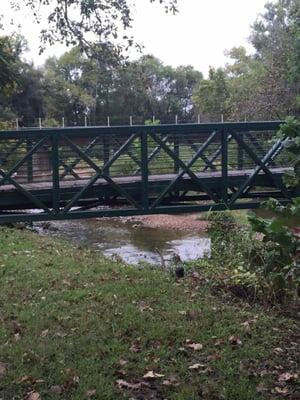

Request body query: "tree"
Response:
[0, 35, 20, 94]
[112, 55, 202, 123]
[193, 0, 300, 122]
[0, 35, 45, 127]
[42, 48, 95, 125]
[248, 0, 300, 118]
[193, 67, 230, 121]
[41, 51, 202, 125]
[223, 46, 265, 121]
[10, 0, 178, 57]
[10, 63, 45, 125]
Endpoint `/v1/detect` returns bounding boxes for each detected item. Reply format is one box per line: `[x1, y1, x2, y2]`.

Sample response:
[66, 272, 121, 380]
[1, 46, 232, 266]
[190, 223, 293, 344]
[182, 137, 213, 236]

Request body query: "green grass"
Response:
[0, 226, 299, 400]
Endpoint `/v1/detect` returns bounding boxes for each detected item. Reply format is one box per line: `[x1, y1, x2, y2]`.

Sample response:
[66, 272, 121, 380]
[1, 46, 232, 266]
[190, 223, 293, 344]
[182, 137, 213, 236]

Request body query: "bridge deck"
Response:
[0, 167, 291, 193]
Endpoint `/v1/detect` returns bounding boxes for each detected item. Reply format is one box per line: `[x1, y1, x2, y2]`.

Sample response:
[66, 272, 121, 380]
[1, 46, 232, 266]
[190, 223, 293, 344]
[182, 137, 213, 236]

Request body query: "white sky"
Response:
[1, 0, 271, 76]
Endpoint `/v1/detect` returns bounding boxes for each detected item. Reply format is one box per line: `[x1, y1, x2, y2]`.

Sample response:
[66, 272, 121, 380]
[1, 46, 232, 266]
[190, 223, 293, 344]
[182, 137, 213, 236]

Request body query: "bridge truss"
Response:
[0, 121, 296, 223]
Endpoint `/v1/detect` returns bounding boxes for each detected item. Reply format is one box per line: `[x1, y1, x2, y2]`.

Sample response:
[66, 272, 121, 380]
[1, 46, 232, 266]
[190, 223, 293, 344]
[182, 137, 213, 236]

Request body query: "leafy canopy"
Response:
[10, 0, 178, 56]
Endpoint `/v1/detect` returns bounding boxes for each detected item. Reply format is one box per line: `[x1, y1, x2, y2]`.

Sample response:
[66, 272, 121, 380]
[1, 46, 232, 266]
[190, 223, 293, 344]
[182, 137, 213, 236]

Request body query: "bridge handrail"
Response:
[0, 121, 284, 139]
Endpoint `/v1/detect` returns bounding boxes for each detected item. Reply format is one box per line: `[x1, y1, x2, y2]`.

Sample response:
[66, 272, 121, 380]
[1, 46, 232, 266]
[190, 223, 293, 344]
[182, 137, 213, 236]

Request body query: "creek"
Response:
[40, 217, 211, 266]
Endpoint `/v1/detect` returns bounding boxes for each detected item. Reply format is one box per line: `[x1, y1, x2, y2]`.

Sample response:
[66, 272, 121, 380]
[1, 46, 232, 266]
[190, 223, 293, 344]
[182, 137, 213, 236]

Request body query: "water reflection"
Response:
[46, 218, 210, 266]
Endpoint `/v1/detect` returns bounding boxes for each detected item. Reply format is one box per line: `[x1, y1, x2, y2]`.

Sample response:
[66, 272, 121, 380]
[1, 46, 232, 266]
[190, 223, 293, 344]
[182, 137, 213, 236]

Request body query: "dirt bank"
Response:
[109, 213, 208, 233]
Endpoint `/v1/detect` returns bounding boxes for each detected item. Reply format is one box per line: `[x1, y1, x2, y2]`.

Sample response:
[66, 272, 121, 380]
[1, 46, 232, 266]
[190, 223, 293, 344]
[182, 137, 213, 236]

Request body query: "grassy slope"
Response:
[0, 227, 299, 400]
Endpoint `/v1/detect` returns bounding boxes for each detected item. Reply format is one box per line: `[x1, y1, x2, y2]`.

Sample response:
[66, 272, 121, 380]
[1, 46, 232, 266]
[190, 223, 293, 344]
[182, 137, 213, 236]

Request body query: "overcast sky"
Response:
[2, 0, 272, 76]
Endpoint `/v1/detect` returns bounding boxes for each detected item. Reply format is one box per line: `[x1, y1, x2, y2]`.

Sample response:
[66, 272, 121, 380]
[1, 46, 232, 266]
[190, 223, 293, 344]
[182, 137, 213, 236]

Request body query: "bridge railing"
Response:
[0, 121, 294, 222]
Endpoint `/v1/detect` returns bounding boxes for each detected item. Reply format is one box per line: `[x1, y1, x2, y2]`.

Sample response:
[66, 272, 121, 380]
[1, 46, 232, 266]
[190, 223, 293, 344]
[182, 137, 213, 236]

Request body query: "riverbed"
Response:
[39, 214, 211, 266]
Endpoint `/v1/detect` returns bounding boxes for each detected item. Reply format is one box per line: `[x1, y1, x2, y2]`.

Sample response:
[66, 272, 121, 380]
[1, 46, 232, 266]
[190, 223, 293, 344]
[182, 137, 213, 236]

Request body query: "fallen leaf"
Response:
[0, 362, 7, 378]
[178, 347, 186, 352]
[118, 368, 127, 376]
[207, 352, 221, 361]
[14, 333, 21, 341]
[50, 385, 63, 395]
[256, 383, 268, 393]
[188, 363, 207, 370]
[162, 375, 179, 387]
[116, 379, 143, 390]
[214, 339, 224, 346]
[191, 271, 201, 280]
[86, 389, 97, 397]
[278, 372, 298, 382]
[274, 347, 284, 354]
[241, 321, 251, 332]
[55, 332, 67, 338]
[186, 342, 203, 351]
[143, 371, 165, 379]
[25, 391, 40, 400]
[229, 335, 242, 346]
[118, 359, 128, 367]
[273, 387, 289, 395]
[41, 329, 49, 338]
[139, 305, 153, 312]
[17, 376, 37, 385]
[186, 310, 201, 320]
[62, 370, 80, 390]
[129, 344, 141, 353]
[259, 369, 269, 377]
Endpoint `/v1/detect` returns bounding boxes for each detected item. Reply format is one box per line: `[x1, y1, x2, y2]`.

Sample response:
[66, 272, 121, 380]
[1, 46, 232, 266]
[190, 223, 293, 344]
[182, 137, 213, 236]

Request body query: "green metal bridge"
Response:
[0, 121, 296, 223]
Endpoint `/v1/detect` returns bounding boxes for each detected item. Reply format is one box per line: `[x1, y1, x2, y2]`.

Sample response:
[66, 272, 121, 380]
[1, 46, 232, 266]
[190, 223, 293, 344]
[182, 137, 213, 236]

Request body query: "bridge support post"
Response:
[238, 143, 244, 170]
[26, 138, 33, 183]
[51, 133, 60, 213]
[174, 136, 180, 174]
[103, 136, 110, 175]
[221, 130, 228, 205]
[141, 130, 149, 210]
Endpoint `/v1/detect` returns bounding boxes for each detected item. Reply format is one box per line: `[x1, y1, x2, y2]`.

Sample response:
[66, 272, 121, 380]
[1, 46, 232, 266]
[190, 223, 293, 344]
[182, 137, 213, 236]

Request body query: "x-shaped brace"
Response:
[150, 131, 220, 209]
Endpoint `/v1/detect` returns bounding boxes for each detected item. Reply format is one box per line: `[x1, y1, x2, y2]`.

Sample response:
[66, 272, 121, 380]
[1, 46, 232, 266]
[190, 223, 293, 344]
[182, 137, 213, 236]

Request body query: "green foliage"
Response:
[193, 0, 300, 121]
[249, 205, 300, 299]
[42, 49, 95, 125]
[279, 117, 300, 187]
[207, 213, 259, 282]
[144, 119, 161, 125]
[2, 0, 299, 126]
[43, 117, 61, 128]
[207, 210, 300, 301]
[41, 52, 202, 125]
[207, 212, 237, 260]
[0, 34, 45, 125]
[0, 36, 20, 94]
[10, 0, 178, 57]
[0, 120, 15, 130]
[193, 67, 230, 121]
[249, 117, 300, 300]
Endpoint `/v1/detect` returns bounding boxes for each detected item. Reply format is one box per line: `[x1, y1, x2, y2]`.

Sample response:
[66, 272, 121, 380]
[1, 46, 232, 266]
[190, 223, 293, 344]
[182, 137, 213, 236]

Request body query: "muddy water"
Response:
[45, 218, 210, 266]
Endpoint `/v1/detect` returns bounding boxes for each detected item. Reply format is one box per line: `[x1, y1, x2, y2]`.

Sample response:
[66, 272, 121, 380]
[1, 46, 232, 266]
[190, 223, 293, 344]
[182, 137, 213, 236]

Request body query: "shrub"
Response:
[207, 210, 299, 302]
[248, 117, 300, 301]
